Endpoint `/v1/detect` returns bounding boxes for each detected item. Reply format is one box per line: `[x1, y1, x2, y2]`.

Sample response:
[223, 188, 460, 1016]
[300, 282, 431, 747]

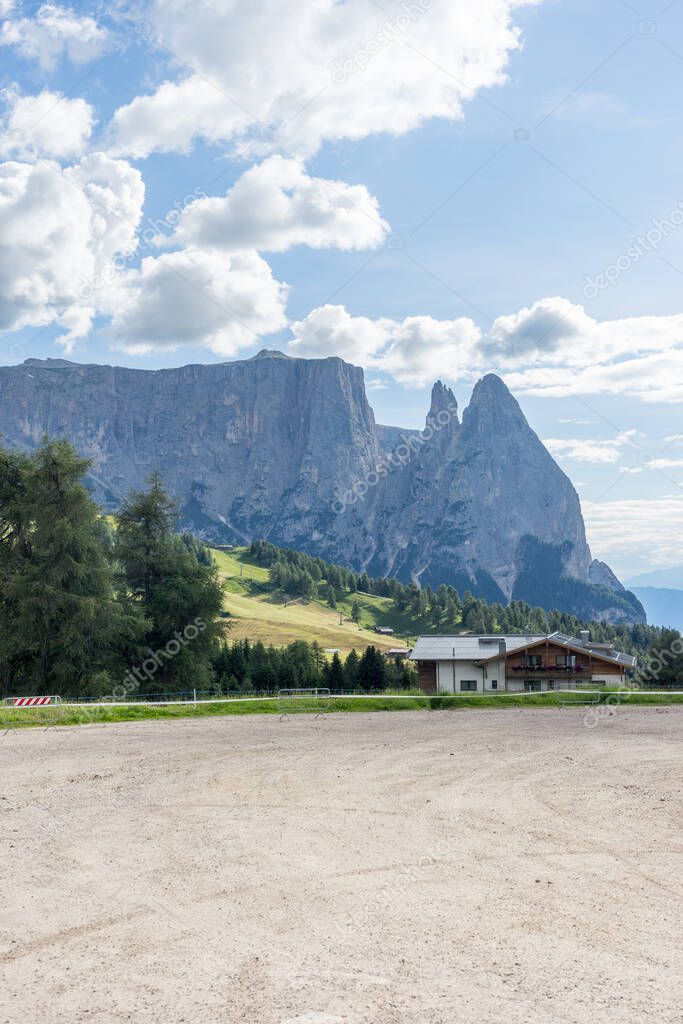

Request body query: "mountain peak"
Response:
[24, 357, 76, 368]
[470, 372, 515, 402]
[427, 380, 458, 424]
[250, 349, 290, 360]
[463, 373, 526, 431]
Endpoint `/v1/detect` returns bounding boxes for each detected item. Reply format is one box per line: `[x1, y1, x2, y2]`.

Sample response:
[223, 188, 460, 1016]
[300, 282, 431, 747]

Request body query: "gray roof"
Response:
[410, 632, 637, 668]
[411, 635, 545, 661]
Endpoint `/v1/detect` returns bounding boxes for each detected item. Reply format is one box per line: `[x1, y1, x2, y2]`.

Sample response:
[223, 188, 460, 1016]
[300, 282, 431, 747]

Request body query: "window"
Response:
[490, 680, 498, 690]
[523, 654, 542, 668]
[460, 680, 478, 692]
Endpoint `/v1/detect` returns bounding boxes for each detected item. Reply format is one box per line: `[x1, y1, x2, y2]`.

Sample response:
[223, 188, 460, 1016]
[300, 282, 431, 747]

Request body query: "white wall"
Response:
[436, 660, 504, 693]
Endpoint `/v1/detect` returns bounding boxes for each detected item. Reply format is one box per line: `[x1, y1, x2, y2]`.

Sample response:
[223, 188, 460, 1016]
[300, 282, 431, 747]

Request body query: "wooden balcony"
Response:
[508, 663, 591, 675]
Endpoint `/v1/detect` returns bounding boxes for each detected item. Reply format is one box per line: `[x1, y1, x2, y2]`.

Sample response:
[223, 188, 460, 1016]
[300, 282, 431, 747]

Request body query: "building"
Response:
[383, 648, 411, 660]
[374, 626, 395, 635]
[410, 631, 636, 694]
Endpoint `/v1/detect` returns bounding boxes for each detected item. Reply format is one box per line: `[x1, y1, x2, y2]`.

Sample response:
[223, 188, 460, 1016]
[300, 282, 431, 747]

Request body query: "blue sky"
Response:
[1, 0, 683, 577]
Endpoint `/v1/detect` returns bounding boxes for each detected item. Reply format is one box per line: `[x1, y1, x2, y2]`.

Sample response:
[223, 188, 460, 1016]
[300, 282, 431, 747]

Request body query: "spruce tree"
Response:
[0, 439, 138, 696]
[115, 475, 224, 693]
[325, 651, 345, 692]
[344, 648, 360, 691]
[357, 645, 386, 692]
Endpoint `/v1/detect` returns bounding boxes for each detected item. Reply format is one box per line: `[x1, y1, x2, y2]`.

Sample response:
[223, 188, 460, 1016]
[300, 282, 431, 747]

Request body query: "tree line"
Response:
[1, 439, 678, 700]
[213, 639, 414, 694]
[0, 439, 224, 698]
[249, 540, 671, 657]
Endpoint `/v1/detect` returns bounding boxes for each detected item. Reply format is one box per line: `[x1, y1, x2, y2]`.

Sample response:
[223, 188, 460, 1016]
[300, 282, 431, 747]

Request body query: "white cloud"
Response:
[543, 432, 640, 465]
[288, 304, 482, 386]
[109, 0, 537, 158]
[1, 3, 108, 70]
[505, 349, 683, 403]
[0, 154, 143, 345]
[0, 1, 15, 16]
[381, 315, 482, 386]
[0, 90, 94, 159]
[109, 248, 288, 356]
[487, 296, 683, 368]
[289, 305, 391, 366]
[583, 495, 683, 576]
[285, 297, 683, 397]
[459, 296, 683, 402]
[647, 457, 683, 470]
[169, 156, 388, 253]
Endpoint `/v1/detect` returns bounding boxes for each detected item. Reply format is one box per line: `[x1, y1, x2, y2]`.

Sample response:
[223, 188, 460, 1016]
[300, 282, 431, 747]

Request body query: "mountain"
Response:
[629, 588, 683, 631]
[627, 566, 683, 589]
[0, 352, 645, 624]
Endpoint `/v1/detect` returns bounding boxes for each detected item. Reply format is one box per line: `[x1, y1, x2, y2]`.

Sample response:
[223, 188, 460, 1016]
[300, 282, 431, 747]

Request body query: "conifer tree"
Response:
[0, 439, 139, 696]
[115, 475, 224, 693]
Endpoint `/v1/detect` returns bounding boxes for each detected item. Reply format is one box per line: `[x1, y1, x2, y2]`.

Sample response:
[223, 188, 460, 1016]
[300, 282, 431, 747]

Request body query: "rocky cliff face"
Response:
[0, 353, 645, 624]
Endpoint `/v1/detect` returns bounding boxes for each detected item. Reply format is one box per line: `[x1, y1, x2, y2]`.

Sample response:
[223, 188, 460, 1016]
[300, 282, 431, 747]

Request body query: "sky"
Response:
[1, 0, 682, 580]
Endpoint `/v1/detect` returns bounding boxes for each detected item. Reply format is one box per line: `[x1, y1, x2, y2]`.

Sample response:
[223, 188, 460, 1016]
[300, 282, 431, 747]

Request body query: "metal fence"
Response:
[277, 688, 333, 719]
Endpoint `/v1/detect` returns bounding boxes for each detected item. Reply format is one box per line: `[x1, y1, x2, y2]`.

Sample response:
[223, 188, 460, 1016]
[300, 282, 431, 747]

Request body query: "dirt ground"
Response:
[1, 707, 681, 1024]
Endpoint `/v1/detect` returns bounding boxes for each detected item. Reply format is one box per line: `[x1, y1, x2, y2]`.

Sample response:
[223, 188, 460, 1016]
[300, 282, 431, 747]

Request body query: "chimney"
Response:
[579, 630, 590, 645]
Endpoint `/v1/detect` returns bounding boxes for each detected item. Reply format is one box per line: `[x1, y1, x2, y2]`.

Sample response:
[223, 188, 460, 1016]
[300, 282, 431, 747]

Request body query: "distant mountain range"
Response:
[627, 567, 683, 590]
[629, 588, 683, 631]
[0, 352, 645, 625]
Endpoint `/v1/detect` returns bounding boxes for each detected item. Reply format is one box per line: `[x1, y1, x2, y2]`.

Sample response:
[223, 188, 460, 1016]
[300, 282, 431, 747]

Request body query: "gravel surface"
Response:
[1, 707, 681, 1024]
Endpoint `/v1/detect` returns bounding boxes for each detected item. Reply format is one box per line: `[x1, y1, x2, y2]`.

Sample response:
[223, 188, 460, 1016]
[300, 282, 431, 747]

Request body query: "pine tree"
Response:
[0, 439, 140, 697]
[351, 599, 362, 625]
[357, 645, 386, 692]
[325, 651, 345, 692]
[115, 475, 224, 693]
[344, 648, 360, 691]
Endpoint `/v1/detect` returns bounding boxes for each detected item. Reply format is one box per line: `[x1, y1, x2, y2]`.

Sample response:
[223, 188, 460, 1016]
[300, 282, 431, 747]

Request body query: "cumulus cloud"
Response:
[109, 0, 537, 158]
[288, 304, 482, 386]
[583, 495, 683, 576]
[286, 297, 683, 399]
[109, 248, 288, 356]
[543, 432, 640, 465]
[0, 154, 143, 346]
[289, 305, 392, 366]
[504, 349, 683, 403]
[169, 156, 388, 253]
[487, 297, 683, 368]
[1, 3, 108, 70]
[0, 90, 94, 159]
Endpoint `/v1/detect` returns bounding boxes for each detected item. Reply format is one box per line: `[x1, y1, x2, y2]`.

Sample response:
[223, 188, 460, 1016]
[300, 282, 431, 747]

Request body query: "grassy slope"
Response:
[212, 547, 419, 652]
[3, 691, 682, 729]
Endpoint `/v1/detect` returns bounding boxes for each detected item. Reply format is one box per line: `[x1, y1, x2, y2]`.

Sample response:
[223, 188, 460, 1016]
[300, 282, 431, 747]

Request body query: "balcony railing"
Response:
[509, 664, 589, 673]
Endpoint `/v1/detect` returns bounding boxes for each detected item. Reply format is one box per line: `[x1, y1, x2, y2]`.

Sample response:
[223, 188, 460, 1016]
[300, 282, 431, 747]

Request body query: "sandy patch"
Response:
[1, 707, 681, 1023]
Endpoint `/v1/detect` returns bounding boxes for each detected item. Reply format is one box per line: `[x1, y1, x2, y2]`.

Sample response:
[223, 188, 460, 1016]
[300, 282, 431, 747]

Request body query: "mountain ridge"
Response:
[0, 352, 644, 624]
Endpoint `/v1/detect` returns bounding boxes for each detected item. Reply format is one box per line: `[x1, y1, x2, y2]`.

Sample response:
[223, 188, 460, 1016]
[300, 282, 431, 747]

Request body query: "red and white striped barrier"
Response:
[11, 696, 55, 707]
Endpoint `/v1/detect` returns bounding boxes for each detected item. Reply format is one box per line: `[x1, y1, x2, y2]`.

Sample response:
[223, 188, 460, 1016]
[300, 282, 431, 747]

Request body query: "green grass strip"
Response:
[2, 690, 682, 729]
